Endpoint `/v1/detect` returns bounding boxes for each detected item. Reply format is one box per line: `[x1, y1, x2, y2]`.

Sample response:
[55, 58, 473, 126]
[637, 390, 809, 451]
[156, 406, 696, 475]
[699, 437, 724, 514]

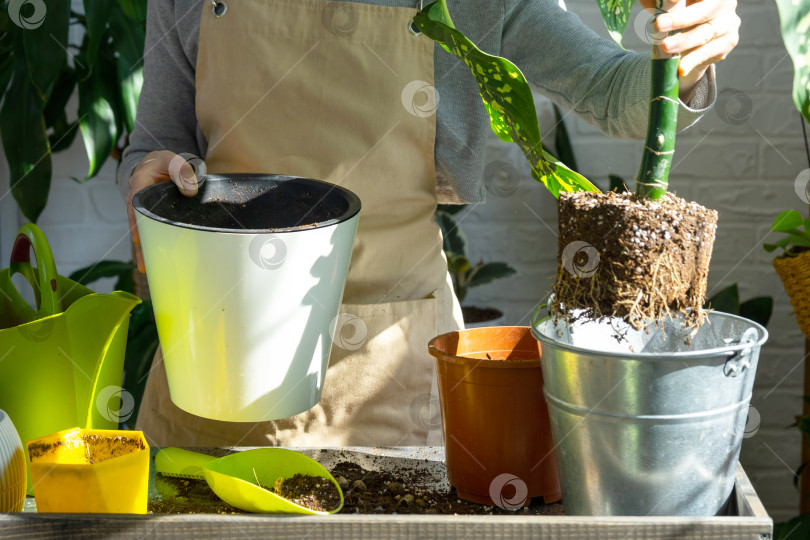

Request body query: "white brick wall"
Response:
[0, 0, 806, 522]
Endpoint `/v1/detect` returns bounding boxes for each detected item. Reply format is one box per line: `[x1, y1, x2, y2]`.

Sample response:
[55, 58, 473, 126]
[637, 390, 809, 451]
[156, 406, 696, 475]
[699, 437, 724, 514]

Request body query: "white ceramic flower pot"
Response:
[133, 174, 361, 422]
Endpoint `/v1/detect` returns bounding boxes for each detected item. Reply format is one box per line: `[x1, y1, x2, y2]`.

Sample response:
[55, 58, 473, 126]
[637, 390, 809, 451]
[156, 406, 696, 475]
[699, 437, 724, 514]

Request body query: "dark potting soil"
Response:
[272, 474, 341, 512]
[27, 434, 145, 464]
[332, 461, 563, 515]
[150, 473, 242, 515]
[149, 472, 339, 514]
[149, 179, 347, 230]
[461, 306, 502, 324]
[148, 462, 565, 516]
[553, 191, 718, 329]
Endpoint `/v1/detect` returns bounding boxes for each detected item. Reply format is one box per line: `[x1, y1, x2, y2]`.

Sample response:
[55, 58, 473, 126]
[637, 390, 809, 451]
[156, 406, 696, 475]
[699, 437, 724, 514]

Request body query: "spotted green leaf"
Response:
[412, 1, 599, 198]
[595, 0, 635, 47]
[775, 0, 810, 124]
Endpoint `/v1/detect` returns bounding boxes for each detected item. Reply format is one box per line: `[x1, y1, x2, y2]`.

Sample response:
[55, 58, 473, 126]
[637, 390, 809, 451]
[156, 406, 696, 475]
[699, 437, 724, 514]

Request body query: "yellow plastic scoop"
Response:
[155, 447, 343, 514]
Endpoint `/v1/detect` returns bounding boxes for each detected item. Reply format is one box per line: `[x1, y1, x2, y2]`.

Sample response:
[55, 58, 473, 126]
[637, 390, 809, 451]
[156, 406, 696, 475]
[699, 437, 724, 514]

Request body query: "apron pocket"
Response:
[314, 292, 440, 445]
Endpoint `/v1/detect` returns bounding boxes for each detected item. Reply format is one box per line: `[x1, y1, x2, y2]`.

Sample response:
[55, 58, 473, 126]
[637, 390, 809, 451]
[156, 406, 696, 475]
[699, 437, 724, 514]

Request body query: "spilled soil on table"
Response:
[148, 461, 564, 515]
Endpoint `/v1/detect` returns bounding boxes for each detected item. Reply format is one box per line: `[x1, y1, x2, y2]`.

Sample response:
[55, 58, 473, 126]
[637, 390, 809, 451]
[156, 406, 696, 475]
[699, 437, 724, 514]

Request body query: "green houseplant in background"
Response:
[764, 210, 810, 338]
[703, 284, 773, 328]
[771, 0, 810, 534]
[0, 0, 146, 222]
[765, 0, 810, 341]
[765, 209, 810, 539]
[0, 0, 155, 426]
[435, 205, 517, 326]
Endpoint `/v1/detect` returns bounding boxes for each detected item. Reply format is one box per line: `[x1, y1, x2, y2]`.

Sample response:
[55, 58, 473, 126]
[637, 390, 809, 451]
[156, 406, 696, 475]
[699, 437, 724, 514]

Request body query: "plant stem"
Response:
[635, 1, 681, 201]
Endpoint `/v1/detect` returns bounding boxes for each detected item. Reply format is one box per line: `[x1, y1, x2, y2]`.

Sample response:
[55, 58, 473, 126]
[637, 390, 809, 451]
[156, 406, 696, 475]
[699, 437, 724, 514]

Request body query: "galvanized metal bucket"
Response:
[532, 311, 767, 516]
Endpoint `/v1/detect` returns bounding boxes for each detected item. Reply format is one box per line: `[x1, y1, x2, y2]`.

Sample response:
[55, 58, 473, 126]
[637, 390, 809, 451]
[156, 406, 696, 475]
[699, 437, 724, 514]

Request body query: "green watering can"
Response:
[0, 224, 140, 494]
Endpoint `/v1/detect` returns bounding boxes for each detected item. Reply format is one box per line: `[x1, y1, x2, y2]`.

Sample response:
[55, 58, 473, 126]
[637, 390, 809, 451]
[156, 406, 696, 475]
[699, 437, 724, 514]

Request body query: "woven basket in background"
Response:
[773, 250, 810, 337]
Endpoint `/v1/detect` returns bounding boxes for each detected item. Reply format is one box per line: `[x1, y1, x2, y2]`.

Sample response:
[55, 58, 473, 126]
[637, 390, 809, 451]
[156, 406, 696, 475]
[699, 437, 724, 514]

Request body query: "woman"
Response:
[121, 0, 740, 447]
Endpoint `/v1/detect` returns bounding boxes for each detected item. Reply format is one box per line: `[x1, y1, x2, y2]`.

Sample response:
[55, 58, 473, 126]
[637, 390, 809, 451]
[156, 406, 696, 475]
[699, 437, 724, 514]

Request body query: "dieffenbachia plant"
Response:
[609, 0, 681, 200]
[775, 0, 810, 125]
[412, 0, 681, 201]
[411, 1, 598, 198]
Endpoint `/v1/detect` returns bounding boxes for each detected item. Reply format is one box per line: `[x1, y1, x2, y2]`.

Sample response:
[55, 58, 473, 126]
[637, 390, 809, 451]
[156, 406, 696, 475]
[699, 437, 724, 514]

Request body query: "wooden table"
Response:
[2, 447, 773, 539]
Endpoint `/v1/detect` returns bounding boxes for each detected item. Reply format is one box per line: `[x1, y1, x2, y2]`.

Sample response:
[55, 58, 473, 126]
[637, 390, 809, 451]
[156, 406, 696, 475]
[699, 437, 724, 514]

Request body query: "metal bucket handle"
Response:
[723, 327, 759, 378]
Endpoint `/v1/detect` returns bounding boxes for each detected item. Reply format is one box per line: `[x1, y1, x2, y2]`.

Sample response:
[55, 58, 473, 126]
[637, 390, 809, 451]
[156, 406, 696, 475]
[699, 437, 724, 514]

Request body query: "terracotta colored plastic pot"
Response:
[428, 326, 560, 508]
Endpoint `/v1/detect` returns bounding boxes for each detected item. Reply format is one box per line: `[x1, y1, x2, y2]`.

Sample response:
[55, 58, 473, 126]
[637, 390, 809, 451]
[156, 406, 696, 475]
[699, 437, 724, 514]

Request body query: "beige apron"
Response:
[136, 0, 464, 447]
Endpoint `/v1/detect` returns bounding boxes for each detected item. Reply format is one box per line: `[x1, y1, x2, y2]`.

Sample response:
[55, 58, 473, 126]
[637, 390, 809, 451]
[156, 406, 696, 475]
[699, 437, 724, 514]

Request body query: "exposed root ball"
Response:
[552, 191, 718, 329]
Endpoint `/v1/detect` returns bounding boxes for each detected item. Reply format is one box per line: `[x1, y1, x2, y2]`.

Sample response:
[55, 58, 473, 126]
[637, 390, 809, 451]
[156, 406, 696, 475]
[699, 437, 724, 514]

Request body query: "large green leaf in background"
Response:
[20, 0, 70, 104]
[702, 285, 772, 330]
[466, 262, 517, 290]
[120, 299, 159, 430]
[595, 0, 635, 46]
[83, 0, 114, 70]
[412, 0, 599, 198]
[110, 4, 146, 133]
[775, 0, 810, 123]
[0, 50, 51, 222]
[69, 260, 136, 293]
[77, 47, 120, 180]
[44, 67, 79, 152]
[435, 209, 467, 257]
[118, 0, 148, 22]
[0, 8, 15, 97]
[774, 513, 810, 540]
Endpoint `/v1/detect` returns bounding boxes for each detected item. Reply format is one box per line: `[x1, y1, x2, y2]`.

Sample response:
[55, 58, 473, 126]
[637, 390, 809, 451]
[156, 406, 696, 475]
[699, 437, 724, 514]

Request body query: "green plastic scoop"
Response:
[155, 447, 344, 514]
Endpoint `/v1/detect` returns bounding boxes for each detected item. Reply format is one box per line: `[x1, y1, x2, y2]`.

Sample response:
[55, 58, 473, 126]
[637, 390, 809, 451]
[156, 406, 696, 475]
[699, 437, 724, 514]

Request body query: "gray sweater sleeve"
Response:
[116, 0, 207, 197]
[118, 0, 716, 202]
[501, 0, 715, 139]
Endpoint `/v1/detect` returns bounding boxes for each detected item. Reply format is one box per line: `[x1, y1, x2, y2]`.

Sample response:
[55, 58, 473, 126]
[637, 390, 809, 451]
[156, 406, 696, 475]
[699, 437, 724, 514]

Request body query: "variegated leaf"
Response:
[413, 1, 599, 198]
[595, 0, 635, 46]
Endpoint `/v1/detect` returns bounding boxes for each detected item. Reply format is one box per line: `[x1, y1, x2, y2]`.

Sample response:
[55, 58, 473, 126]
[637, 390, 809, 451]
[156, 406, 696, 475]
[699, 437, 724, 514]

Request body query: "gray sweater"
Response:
[118, 0, 715, 203]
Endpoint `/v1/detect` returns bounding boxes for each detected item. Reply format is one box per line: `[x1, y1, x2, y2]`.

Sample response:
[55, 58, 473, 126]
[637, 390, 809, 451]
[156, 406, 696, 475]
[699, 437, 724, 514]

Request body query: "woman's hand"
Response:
[127, 150, 200, 273]
[640, 0, 741, 101]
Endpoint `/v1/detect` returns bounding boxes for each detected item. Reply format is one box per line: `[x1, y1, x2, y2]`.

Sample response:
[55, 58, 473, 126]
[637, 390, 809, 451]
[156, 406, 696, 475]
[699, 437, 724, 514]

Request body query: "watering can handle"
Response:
[155, 447, 215, 480]
[8, 224, 62, 317]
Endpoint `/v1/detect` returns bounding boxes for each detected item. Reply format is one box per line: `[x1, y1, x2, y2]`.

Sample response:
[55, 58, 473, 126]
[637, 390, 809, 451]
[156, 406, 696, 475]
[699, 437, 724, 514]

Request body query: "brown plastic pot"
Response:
[428, 326, 561, 508]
